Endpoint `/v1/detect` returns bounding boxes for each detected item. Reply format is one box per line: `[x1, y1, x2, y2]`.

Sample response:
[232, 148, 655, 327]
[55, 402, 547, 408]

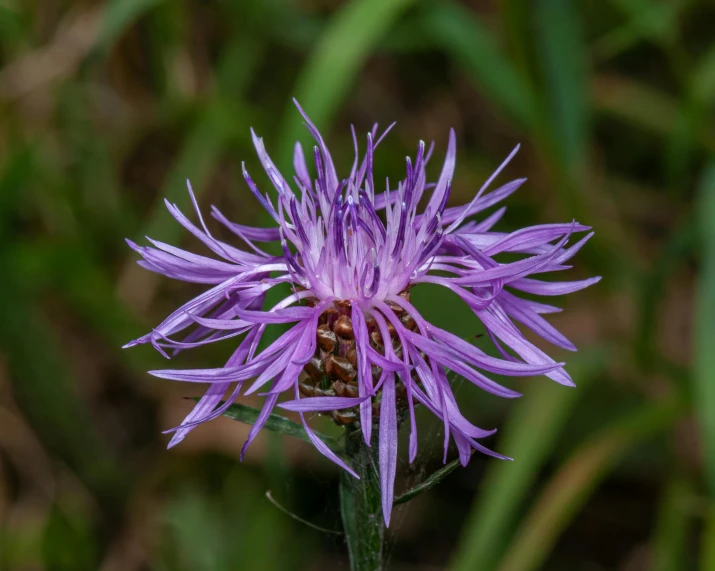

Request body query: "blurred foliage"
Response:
[0, 0, 712, 570]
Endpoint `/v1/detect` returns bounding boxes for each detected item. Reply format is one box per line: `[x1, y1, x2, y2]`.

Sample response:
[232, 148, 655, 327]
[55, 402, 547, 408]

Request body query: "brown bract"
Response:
[299, 293, 417, 426]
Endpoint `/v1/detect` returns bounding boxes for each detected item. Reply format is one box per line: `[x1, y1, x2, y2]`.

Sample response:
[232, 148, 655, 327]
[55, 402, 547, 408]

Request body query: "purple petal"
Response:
[279, 396, 368, 412]
[379, 374, 398, 526]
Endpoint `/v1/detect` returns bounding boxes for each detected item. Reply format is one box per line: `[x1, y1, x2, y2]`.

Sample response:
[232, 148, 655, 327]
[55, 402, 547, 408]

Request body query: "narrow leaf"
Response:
[422, 1, 539, 131]
[450, 349, 604, 571]
[535, 0, 589, 173]
[118, 99, 237, 311]
[96, 0, 166, 50]
[652, 478, 694, 571]
[694, 163, 715, 494]
[208, 400, 342, 453]
[495, 395, 687, 571]
[278, 0, 415, 162]
[393, 457, 462, 506]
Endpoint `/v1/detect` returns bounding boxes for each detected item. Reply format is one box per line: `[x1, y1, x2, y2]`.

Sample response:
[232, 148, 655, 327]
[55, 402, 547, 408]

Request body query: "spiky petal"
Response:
[126, 101, 599, 525]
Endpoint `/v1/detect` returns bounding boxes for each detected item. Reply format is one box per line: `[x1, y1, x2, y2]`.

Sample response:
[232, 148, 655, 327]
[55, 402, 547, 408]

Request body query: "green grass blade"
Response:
[634, 214, 696, 369]
[496, 394, 687, 571]
[593, 74, 715, 153]
[96, 0, 166, 50]
[422, 1, 539, 131]
[278, 0, 415, 162]
[118, 99, 237, 311]
[594, 0, 688, 61]
[702, 507, 715, 571]
[0, 281, 130, 509]
[534, 0, 589, 173]
[694, 163, 715, 494]
[693, 161, 715, 568]
[0, 152, 129, 508]
[449, 348, 604, 571]
[216, 401, 342, 453]
[652, 478, 694, 571]
[693, 45, 715, 104]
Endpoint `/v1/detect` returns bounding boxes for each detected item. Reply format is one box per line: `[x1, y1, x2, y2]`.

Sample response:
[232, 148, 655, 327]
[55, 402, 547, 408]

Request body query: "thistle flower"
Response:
[126, 101, 598, 525]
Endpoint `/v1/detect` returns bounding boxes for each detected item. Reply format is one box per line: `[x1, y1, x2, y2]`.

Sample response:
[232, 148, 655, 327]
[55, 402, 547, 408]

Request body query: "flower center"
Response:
[300, 293, 417, 426]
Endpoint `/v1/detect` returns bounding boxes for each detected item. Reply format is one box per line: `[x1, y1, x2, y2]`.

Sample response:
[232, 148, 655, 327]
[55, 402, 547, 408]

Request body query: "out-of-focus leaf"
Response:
[635, 214, 696, 369]
[215, 401, 342, 453]
[0, 5, 26, 48]
[694, 163, 715, 493]
[278, 0, 415, 162]
[118, 29, 263, 312]
[96, 0, 166, 50]
[496, 394, 687, 571]
[593, 73, 715, 153]
[118, 98, 240, 311]
[693, 45, 715, 104]
[664, 40, 715, 188]
[0, 152, 128, 508]
[0, 148, 35, 223]
[162, 472, 308, 571]
[609, 0, 685, 37]
[534, 0, 589, 173]
[450, 348, 604, 571]
[422, 1, 539, 131]
[497, 0, 534, 77]
[142, 101, 238, 244]
[652, 478, 694, 571]
[0, 278, 129, 510]
[665, 46, 715, 185]
[702, 507, 715, 571]
[224, 0, 321, 51]
[593, 0, 688, 61]
[42, 505, 97, 571]
[704, 163, 715, 571]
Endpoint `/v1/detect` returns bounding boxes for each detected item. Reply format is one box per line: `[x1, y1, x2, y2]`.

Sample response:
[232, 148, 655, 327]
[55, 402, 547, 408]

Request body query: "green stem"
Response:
[339, 432, 384, 571]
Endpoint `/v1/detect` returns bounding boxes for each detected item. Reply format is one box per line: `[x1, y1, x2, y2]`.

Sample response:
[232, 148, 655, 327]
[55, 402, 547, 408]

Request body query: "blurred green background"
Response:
[0, 0, 713, 569]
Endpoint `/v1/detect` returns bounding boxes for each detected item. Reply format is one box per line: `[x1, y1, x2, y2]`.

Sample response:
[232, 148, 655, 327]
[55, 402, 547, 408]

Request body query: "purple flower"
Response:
[126, 101, 599, 525]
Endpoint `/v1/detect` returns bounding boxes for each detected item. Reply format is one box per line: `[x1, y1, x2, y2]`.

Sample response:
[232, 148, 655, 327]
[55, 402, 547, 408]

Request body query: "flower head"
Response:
[126, 101, 599, 525]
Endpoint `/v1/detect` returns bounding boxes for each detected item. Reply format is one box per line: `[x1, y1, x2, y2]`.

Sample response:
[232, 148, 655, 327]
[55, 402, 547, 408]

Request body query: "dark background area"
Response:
[0, 0, 713, 570]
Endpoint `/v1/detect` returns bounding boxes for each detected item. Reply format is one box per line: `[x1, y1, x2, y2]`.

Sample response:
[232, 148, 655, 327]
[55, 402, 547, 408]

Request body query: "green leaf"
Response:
[42, 505, 97, 571]
[212, 400, 342, 453]
[592, 74, 715, 153]
[422, 1, 539, 131]
[534, 0, 589, 173]
[0, 283, 131, 510]
[694, 163, 715, 494]
[278, 0, 415, 162]
[651, 478, 694, 571]
[0, 156, 129, 511]
[635, 215, 696, 369]
[118, 98, 239, 311]
[693, 45, 715, 105]
[495, 394, 687, 571]
[449, 348, 604, 571]
[593, 0, 688, 61]
[96, 0, 167, 50]
[702, 506, 715, 571]
[393, 457, 461, 506]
